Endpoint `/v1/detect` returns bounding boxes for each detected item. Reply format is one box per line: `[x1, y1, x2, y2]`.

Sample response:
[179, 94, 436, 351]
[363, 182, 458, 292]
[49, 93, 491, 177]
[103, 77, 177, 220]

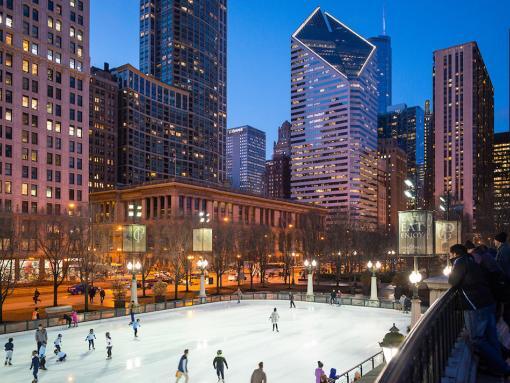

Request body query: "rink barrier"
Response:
[0, 292, 402, 335]
[335, 351, 385, 383]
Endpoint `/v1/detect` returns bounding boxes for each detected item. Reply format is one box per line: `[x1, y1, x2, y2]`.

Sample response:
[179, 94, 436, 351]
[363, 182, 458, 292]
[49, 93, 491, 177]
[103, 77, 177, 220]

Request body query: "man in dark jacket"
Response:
[448, 244, 510, 376]
[212, 350, 228, 382]
[495, 232, 510, 278]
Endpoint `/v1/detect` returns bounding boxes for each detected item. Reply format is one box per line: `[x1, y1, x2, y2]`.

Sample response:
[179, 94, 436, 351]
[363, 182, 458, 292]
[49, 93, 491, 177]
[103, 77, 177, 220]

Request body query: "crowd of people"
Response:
[448, 231, 510, 378]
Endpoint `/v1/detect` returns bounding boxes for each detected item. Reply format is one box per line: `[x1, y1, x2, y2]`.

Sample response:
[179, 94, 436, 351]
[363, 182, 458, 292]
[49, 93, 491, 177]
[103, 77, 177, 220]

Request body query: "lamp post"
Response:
[185, 255, 194, 292]
[197, 258, 208, 300]
[304, 259, 317, 297]
[127, 259, 141, 305]
[409, 268, 423, 327]
[291, 252, 298, 286]
[367, 260, 381, 301]
[387, 250, 396, 271]
[379, 323, 405, 363]
[236, 254, 243, 287]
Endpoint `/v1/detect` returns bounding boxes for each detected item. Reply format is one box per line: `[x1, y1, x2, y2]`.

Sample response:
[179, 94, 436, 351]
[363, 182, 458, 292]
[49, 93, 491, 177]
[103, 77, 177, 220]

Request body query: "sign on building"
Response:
[193, 228, 212, 252]
[435, 220, 462, 255]
[398, 210, 433, 256]
[122, 224, 147, 253]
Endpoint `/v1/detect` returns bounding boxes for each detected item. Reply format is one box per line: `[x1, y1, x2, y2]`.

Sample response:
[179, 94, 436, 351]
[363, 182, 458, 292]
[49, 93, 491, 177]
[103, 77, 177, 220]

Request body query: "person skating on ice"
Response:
[38, 341, 47, 370]
[289, 292, 296, 308]
[56, 350, 67, 362]
[105, 332, 113, 359]
[175, 349, 189, 383]
[53, 334, 63, 354]
[85, 329, 96, 350]
[250, 361, 267, 383]
[269, 307, 280, 332]
[131, 318, 141, 338]
[35, 324, 47, 352]
[212, 349, 228, 382]
[30, 350, 39, 383]
[236, 288, 242, 304]
[4, 337, 13, 366]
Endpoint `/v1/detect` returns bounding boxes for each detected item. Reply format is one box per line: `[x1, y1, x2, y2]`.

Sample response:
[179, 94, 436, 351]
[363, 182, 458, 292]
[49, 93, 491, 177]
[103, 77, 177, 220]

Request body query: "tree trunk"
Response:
[0, 300, 3, 323]
[174, 279, 179, 300]
[142, 272, 147, 297]
[84, 284, 89, 312]
[53, 278, 58, 306]
[250, 268, 254, 290]
[216, 273, 220, 294]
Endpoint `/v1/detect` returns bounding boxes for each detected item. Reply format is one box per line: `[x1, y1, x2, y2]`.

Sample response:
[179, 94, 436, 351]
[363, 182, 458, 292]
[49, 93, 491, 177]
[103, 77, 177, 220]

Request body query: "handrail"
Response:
[0, 292, 401, 335]
[336, 351, 384, 383]
[375, 288, 463, 383]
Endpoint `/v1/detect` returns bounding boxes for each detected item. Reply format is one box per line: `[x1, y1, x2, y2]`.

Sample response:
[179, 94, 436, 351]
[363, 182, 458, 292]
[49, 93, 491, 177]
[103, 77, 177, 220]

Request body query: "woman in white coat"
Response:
[269, 308, 280, 332]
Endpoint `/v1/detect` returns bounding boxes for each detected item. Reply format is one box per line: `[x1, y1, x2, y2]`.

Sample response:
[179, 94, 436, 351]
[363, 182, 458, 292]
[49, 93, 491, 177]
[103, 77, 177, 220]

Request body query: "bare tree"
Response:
[37, 215, 83, 306]
[301, 212, 326, 285]
[211, 222, 236, 294]
[279, 228, 295, 286]
[0, 211, 20, 323]
[257, 227, 274, 287]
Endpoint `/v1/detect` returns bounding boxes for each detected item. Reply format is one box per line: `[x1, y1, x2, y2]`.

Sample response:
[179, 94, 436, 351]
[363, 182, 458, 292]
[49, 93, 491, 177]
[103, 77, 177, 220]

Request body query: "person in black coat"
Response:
[212, 350, 228, 381]
[448, 244, 510, 376]
[30, 350, 39, 382]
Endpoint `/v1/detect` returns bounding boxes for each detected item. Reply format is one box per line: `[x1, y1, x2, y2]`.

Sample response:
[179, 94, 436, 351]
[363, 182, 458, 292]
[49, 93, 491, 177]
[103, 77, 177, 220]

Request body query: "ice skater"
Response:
[129, 301, 136, 324]
[330, 290, 337, 305]
[212, 350, 228, 382]
[106, 332, 113, 359]
[175, 349, 189, 383]
[30, 350, 39, 383]
[236, 288, 242, 304]
[289, 292, 296, 308]
[35, 324, 47, 352]
[71, 310, 79, 327]
[131, 318, 141, 338]
[315, 361, 325, 383]
[53, 334, 63, 354]
[38, 342, 47, 371]
[85, 329, 96, 350]
[4, 337, 13, 366]
[269, 307, 280, 332]
[56, 350, 67, 362]
[63, 313, 72, 328]
[250, 361, 267, 383]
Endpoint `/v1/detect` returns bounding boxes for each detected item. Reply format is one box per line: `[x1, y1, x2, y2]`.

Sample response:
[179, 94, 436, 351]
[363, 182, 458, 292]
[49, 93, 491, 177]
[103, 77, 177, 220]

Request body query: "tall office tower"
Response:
[423, 100, 434, 209]
[378, 104, 425, 205]
[265, 120, 292, 199]
[112, 64, 191, 186]
[378, 139, 407, 233]
[226, 126, 266, 195]
[139, 0, 227, 184]
[89, 64, 118, 192]
[494, 132, 510, 232]
[0, 0, 90, 216]
[369, 35, 392, 113]
[433, 42, 494, 235]
[290, 8, 379, 227]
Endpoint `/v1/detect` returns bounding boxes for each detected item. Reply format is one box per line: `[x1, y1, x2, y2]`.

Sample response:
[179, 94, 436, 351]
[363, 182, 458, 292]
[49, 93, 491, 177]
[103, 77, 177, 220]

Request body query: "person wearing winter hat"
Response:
[465, 240, 476, 254]
[494, 233, 510, 279]
[315, 361, 325, 383]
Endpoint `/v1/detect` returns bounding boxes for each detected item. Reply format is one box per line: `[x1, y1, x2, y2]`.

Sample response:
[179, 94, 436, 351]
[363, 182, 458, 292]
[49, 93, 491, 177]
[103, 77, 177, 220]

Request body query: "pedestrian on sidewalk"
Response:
[4, 337, 13, 366]
[32, 308, 40, 321]
[35, 324, 47, 352]
[315, 361, 325, 383]
[33, 289, 40, 305]
[100, 288, 106, 305]
[105, 332, 113, 359]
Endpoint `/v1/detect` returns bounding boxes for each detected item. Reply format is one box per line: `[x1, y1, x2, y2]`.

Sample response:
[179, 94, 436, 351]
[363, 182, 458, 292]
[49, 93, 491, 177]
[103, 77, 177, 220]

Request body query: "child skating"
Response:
[56, 350, 67, 362]
[269, 307, 280, 332]
[85, 329, 96, 350]
[30, 350, 39, 383]
[106, 332, 113, 359]
[131, 318, 141, 338]
[53, 334, 63, 354]
[4, 337, 13, 366]
[213, 349, 228, 382]
[38, 342, 47, 370]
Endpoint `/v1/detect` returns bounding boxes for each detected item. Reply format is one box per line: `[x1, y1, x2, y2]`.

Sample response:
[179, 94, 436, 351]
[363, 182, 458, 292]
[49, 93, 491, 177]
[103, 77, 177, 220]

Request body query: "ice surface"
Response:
[1, 300, 410, 382]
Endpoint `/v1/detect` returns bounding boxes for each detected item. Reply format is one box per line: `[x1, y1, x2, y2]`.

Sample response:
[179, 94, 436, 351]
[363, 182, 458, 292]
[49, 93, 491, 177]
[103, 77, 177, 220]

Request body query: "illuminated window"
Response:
[21, 183, 29, 195]
[23, 39, 30, 52]
[22, 60, 29, 73]
[22, 95, 29, 107]
[32, 63, 38, 75]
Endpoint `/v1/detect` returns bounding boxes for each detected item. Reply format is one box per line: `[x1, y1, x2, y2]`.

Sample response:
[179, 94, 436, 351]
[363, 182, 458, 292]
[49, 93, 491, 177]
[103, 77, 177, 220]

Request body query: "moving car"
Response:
[67, 283, 98, 295]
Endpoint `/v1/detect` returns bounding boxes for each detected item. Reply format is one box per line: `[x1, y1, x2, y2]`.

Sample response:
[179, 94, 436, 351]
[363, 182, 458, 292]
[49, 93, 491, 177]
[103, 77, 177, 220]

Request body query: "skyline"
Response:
[91, 0, 510, 158]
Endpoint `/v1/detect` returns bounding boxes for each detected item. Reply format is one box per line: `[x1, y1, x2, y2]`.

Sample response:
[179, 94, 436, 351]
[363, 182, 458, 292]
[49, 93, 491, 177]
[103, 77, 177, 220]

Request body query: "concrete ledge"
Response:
[44, 305, 73, 318]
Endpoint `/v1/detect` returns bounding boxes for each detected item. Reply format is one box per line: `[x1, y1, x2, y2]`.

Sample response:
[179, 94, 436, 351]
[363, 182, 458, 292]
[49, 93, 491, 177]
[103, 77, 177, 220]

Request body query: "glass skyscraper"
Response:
[227, 126, 266, 195]
[369, 35, 392, 114]
[139, 0, 227, 184]
[290, 7, 379, 227]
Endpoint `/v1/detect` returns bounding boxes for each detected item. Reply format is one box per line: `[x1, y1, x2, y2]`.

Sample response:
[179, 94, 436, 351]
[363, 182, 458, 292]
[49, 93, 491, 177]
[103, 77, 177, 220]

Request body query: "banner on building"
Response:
[435, 220, 462, 255]
[122, 224, 147, 253]
[398, 210, 433, 256]
[193, 228, 213, 252]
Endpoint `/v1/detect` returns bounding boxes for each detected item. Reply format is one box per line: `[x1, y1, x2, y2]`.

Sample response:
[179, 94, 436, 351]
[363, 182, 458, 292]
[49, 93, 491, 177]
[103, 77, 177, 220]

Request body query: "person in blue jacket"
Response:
[30, 350, 39, 383]
[176, 349, 189, 382]
[329, 367, 340, 381]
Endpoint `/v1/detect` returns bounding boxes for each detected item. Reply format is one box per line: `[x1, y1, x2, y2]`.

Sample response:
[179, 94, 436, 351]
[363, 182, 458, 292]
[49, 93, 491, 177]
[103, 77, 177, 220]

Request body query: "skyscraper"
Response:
[265, 121, 292, 199]
[226, 126, 266, 195]
[423, 100, 434, 210]
[0, 0, 90, 216]
[433, 42, 494, 235]
[369, 35, 392, 113]
[378, 104, 424, 204]
[139, 0, 227, 184]
[89, 64, 118, 192]
[290, 8, 379, 227]
[494, 132, 510, 232]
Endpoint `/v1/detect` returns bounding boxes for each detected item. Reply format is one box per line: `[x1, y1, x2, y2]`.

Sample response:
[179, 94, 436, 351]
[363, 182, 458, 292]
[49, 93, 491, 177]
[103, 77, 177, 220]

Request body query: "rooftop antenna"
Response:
[382, 0, 387, 35]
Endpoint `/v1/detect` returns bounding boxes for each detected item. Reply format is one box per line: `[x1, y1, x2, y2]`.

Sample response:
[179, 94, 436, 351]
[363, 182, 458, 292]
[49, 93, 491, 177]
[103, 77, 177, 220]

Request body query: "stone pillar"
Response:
[424, 275, 451, 305]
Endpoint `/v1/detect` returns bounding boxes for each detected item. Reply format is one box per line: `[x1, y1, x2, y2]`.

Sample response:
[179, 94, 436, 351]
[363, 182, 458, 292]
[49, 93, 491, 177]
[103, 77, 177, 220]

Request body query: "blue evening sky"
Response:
[91, 0, 510, 158]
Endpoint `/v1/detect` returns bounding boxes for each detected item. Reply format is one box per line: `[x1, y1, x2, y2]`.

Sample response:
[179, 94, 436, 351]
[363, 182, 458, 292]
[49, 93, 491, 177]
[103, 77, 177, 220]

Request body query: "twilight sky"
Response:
[91, 0, 510, 158]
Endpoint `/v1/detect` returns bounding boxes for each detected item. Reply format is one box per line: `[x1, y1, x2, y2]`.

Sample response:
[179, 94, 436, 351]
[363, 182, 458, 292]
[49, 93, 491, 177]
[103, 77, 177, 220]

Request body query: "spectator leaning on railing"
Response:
[448, 244, 510, 377]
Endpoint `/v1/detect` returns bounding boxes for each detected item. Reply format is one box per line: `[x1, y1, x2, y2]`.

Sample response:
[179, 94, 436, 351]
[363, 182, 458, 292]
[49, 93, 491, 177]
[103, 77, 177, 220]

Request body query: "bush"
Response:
[153, 279, 168, 298]
[112, 280, 126, 302]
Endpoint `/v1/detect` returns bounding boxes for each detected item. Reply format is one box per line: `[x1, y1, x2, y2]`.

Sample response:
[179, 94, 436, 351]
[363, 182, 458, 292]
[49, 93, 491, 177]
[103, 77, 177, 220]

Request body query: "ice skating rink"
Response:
[2, 300, 410, 382]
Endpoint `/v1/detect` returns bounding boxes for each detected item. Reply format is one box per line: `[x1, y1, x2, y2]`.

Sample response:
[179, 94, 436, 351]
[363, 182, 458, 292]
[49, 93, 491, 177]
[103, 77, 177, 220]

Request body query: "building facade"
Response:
[369, 35, 392, 114]
[265, 121, 292, 199]
[89, 63, 118, 192]
[0, 0, 90, 216]
[378, 138, 407, 233]
[423, 100, 434, 210]
[494, 131, 510, 232]
[226, 126, 266, 195]
[274, 120, 291, 156]
[139, 0, 227, 184]
[111, 64, 191, 186]
[290, 7, 379, 228]
[433, 42, 494, 234]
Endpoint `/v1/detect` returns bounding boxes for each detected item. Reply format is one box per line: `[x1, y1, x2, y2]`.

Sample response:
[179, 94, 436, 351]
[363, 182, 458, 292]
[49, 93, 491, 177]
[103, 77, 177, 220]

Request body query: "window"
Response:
[31, 167, 37, 179]
[5, 109, 12, 121]
[5, 15, 12, 28]
[31, 43, 38, 55]
[77, 30, 83, 41]
[31, 150, 38, 162]
[21, 183, 28, 195]
[23, 78, 30, 90]
[5, 181, 12, 194]
[31, 98, 38, 110]
[46, 119, 53, 131]
[22, 130, 29, 143]
[70, 26, 75, 37]
[30, 184, 37, 197]
[22, 165, 29, 178]
[5, 53, 12, 67]
[47, 49, 53, 61]
[22, 60, 29, 73]
[23, 5, 30, 17]
[47, 17, 53, 28]
[23, 39, 30, 52]
[54, 52, 61, 64]
[46, 187, 52, 198]
[22, 148, 29, 160]
[5, 33, 13, 45]
[55, 20, 61, 31]
[32, 63, 38, 75]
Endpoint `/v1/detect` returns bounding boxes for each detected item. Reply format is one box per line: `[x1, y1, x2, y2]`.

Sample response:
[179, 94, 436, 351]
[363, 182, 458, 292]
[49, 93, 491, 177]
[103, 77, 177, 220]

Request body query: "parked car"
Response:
[67, 283, 98, 295]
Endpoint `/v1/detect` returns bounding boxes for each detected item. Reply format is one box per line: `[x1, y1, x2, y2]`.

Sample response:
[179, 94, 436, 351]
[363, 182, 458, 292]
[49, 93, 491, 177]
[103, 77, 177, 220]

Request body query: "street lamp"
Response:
[185, 255, 194, 292]
[199, 211, 210, 223]
[304, 259, 317, 297]
[379, 323, 405, 363]
[367, 261, 381, 301]
[127, 259, 142, 305]
[291, 252, 298, 286]
[409, 269, 423, 327]
[197, 259, 208, 299]
[236, 254, 243, 286]
[387, 250, 396, 271]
